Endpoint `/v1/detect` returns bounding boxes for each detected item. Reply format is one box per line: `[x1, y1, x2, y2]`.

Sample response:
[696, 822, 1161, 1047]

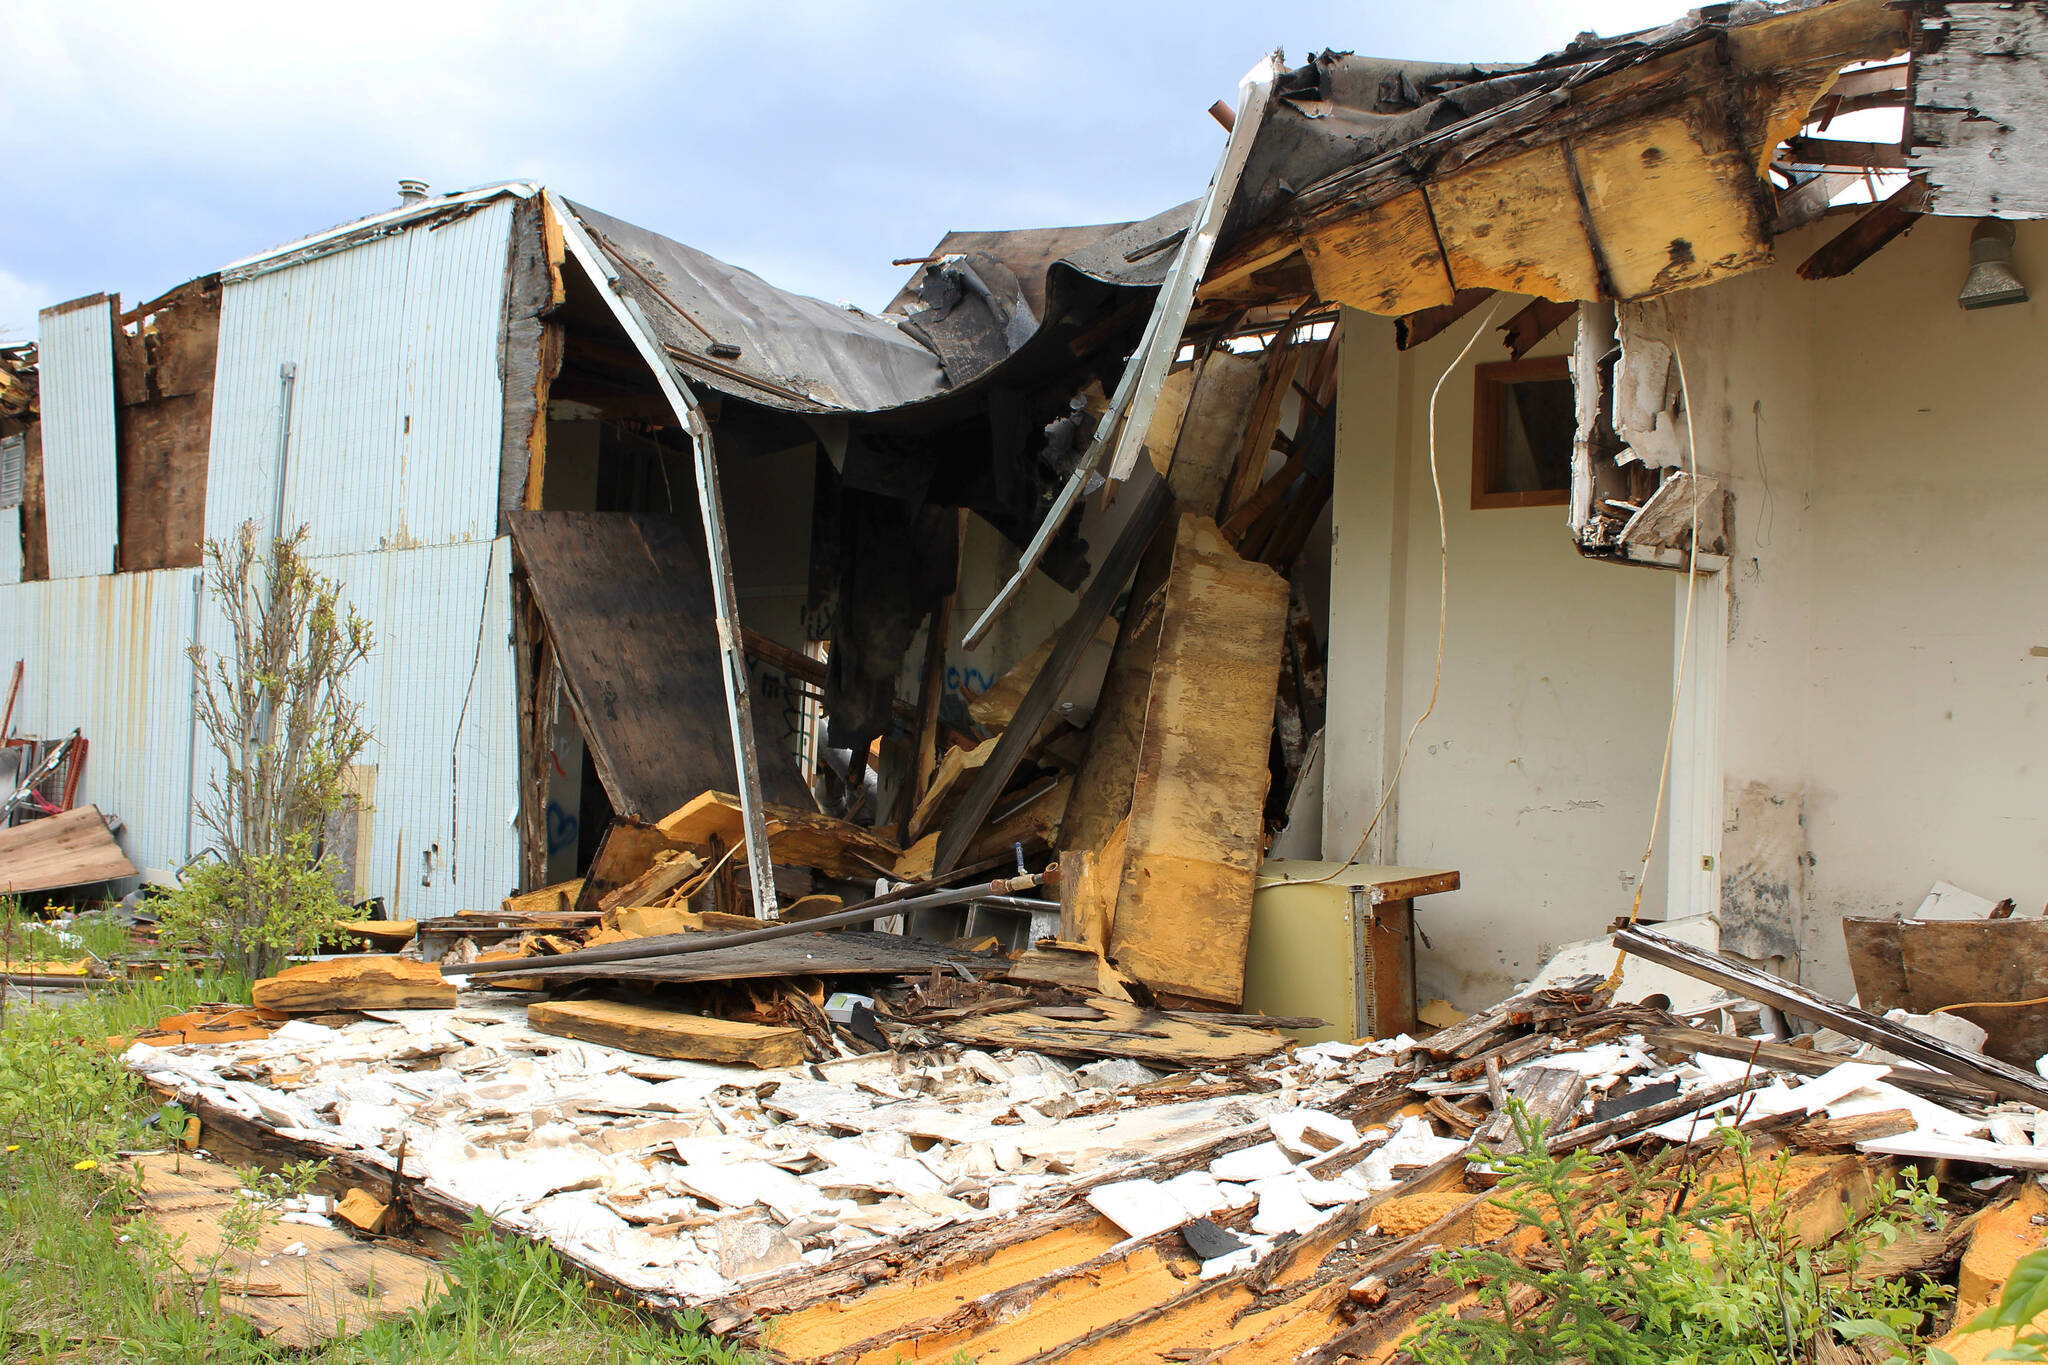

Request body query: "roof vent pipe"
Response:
[397, 179, 431, 207]
[1959, 217, 2028, 310]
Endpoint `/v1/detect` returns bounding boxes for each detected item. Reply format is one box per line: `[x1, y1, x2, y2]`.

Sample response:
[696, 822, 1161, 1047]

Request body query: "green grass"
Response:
[0, 920, 768, 1364]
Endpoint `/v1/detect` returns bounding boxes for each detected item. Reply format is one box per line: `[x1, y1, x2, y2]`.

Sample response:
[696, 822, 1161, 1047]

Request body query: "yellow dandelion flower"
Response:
[73, 1159, 97, 1171]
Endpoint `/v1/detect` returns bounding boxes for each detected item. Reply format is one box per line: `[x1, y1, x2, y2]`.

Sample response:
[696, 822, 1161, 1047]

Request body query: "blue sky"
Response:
[0, 0, 1683, 340]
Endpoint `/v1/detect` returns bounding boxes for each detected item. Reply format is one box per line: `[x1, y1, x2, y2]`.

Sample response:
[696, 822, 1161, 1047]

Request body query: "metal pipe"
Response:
[448, 866, 1061, 977]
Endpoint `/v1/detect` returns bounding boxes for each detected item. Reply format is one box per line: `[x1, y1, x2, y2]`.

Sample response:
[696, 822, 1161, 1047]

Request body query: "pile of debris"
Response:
[122, 923, 2048, 1358]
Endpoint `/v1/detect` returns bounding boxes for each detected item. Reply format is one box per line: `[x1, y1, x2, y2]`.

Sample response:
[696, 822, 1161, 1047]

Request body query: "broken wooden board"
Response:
[595, 850, 706, 914]
[133, 1003, 288, 1047]
[527, 998, 805, 1068]
[572, 818, 690, 914]
[490, 930, 1010, 987]
[1297, 187, 1456, 318]
[904, 736, 998, 843]
[1843, 915, 2048, 1069]
[1108, 516, 1289, 1006]
[503, 878, 583, 917]
[1616, 923, 2048, 1108]
[657, 791, 899, 881]
[941, 994, 1285, 1068]
[335, 919, 416, 952]
[896, 775, 1069, 883]
[119, 1152, 440, 1348]
[967, 617, 1121, 733]
[0, 805, 136, 892]
[1063, 353, 1260, 857]
[507, 510, 809, 823]
[251, 956, 455, 1014]
[1910, 1, 2048, 217]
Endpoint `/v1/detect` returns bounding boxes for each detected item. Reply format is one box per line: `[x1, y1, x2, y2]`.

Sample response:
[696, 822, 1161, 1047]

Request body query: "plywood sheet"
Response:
[0, 805, 136, 892]
[505, 930, 1007, 986]
[1107, 517, 1289, 1006]
[1300, 188, 1457, 317]
[508, 510, 807, 823]
[119, 1152, 440, 1348]
[1571, 108, 1770, 298]
[1427, 142, 1604, 302]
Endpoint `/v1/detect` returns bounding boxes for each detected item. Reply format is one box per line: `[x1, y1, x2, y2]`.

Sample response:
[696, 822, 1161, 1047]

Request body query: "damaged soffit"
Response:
[1202, 0, 1916, 316]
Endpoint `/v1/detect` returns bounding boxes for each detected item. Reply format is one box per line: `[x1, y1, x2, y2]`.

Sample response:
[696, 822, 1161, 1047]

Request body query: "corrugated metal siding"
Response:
[204, 200, 513, 558]
[39, 298, 120, 577]
[0, 508, 22, 584]
[0, 568, 201, 879]
[188, 537, 521, 919]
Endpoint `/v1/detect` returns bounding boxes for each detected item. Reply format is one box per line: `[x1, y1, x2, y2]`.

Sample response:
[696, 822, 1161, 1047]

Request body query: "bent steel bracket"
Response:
[547, 192, 778, 918]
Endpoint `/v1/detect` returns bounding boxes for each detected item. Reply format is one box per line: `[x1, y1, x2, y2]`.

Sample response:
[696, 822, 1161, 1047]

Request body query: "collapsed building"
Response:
[10, 0, 2048, 1357]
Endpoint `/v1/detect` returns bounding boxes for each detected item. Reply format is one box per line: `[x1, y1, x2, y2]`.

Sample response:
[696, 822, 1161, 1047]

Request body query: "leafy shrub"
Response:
[1409, 1105, 1950, 1365]
[160, 523, 373, 978]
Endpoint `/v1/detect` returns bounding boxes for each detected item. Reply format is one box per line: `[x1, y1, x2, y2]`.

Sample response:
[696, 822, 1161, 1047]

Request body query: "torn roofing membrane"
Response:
[557, 198, 1196, 417]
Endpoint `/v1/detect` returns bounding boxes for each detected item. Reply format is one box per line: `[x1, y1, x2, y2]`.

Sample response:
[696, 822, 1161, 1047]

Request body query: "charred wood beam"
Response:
[1796, 175, 1930, 280]
[1397, 289, 1493, 351]
[1498, 297, 1578, 359]
[1782, 135, 1908, 169]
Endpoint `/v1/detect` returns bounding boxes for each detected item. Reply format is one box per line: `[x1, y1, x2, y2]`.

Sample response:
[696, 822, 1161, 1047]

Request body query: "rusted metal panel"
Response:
[0, 567, 201, 879]
[186, 537, 522, 920]
[38, 295, 120, 578]
[203, 199, 515, 558]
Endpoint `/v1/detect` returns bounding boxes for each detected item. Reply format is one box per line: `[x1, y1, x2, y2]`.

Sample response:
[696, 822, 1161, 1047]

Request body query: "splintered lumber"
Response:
[574, 818, 689, 913]
[1063, 353, 1260, 855]
[1638, 1024, 1997, 1104]
[595, 849, 706, 914]
[968, 618, 1120, 732]
[335, 919, 417, 951]
[941, 994, 1285, 1068]
[1470, 1064, 1587, 1156]
[1614, 923, 2048, 1109]
[527, 998, 805, 1068]
[1549, 1075, 1770, 1153]
[934, 476, 1176, 877]
[1057, 849, 1110, 952]
[905, 736, 997, 842]
[120, 1153, 439, 1347]
[896, 775, 1069, 882]
[0, 805, 137, 892]
[502, 878, 583, 917]
[454, 869, 1054, 977]
[251, 956, 455, 1013]
[505, 931, 1008, 986]
[1107, 516, 1289, 1006]
[657, 792, 898, 880]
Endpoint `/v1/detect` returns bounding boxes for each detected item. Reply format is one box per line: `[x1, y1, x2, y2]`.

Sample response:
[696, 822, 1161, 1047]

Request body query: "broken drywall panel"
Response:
[1611, 299, 1688, 470]
[38, 295, 120, 578]
[1912, 4, 2048, 218]
[1718, 781, 1807, 966]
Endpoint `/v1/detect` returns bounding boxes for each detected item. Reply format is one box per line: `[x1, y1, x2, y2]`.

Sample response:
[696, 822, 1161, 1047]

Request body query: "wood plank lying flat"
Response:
[527, 998, 805, 1067]
[1615, 923, 2048, 1109]
[120, 1152, 440, 1348]
[941, 994, 1284, 1068]
[490, 930, 1008, 985]
[1108, 516, 1289, 1006]
[251, 956, 455, 1013]
[0, 805, 136, 892]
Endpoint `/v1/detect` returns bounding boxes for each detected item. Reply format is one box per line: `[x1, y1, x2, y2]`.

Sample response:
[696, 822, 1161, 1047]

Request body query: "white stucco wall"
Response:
[1651, 216, 2048, 994]
[1324, 309, 1676, 1010]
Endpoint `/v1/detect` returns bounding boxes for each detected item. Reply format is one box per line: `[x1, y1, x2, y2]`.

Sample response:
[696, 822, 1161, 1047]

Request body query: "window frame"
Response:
[1470, 355, 1572, 510]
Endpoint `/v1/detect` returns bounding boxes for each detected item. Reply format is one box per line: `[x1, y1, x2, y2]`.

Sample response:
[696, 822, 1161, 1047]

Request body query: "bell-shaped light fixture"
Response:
[1959, 217, 2029, 310]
